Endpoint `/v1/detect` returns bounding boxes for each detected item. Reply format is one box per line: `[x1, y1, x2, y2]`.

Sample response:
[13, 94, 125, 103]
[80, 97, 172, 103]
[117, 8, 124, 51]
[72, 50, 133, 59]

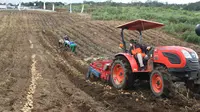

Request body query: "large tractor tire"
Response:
[150, 67, 172, 97]
[110, 57, 133, 89]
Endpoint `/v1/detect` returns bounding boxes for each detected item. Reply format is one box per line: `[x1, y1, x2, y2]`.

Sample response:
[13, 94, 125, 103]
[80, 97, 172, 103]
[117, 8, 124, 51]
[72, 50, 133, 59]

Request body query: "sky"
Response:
[1, 0, 200, 5]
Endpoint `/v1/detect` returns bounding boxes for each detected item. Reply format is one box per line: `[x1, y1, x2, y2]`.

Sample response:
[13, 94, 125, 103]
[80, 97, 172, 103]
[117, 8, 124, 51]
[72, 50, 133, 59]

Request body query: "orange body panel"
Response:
[153, 46, 193, 68]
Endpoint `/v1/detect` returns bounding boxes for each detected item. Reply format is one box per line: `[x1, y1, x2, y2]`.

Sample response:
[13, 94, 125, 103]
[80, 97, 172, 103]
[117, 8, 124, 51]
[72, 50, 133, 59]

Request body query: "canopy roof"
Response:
[117, 19, 164, 31]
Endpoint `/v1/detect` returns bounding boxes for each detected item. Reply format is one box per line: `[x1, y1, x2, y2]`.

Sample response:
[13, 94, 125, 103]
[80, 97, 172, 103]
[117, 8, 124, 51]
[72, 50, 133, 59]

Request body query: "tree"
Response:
[184, 1, 200, 11]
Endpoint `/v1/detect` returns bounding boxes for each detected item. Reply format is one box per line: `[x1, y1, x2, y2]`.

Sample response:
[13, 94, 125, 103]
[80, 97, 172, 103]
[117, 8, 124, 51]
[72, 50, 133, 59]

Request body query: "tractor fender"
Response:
[115, 53, 139, 72]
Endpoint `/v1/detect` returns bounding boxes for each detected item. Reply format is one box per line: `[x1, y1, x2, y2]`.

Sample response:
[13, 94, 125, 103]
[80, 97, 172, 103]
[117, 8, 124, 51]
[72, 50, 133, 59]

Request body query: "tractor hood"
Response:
[155, 46, 198, 60]
[154, 46, 199, 70]
[156, 46, 194, 52]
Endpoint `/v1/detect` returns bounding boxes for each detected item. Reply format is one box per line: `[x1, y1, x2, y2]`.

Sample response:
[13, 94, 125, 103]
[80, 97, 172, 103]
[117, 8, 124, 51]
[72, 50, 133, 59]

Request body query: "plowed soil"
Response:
[0, 10, 200, 112]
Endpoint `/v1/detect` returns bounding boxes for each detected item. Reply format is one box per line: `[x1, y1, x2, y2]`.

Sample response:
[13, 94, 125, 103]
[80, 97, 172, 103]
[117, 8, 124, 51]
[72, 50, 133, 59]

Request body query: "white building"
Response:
[0, 5, 7, 9]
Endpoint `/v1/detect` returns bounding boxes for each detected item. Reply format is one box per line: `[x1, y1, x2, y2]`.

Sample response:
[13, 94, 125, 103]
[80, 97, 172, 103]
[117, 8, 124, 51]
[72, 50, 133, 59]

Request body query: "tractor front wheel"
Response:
[110, 58, 133, 89]
[150, 69, 171, 97]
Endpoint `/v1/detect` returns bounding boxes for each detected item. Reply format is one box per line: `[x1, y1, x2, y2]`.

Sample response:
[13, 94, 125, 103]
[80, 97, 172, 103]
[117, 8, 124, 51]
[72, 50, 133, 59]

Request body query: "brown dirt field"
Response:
[0, 10, 200, 112]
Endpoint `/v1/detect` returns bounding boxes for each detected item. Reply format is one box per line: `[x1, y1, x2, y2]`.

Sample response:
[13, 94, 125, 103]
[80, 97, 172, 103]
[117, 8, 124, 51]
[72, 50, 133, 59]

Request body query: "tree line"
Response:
[3, 0, 200, 11]
[83, 0, 200, 11]
[21, 1, 64, 7]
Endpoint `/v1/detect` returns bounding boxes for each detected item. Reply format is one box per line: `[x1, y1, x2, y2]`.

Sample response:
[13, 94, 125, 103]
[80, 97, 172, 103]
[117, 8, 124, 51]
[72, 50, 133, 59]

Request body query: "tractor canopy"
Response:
[117, 19, 164, 53]
[117, 19, 164, 31]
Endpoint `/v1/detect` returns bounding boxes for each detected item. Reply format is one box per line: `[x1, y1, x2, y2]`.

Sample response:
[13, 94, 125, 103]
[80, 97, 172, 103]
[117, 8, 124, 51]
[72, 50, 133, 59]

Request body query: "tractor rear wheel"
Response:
[150, 67, 172, 97]
[110, 57, 133, 89]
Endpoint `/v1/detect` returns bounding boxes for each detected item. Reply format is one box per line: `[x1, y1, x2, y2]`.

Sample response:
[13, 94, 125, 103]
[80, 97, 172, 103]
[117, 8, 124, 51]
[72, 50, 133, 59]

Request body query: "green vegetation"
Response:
[91, 6, 200, 44]
[184, 1, 200, 11]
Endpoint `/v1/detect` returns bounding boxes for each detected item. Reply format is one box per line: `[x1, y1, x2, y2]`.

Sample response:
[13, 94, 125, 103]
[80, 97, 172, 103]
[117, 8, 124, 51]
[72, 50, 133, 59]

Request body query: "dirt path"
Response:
[0, 10, 200, 112]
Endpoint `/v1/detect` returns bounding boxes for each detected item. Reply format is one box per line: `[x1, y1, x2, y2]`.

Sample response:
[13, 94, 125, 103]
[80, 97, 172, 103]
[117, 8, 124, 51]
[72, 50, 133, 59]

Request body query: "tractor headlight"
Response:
[193, 51, 199, 59]
[181, 50, 192, 59]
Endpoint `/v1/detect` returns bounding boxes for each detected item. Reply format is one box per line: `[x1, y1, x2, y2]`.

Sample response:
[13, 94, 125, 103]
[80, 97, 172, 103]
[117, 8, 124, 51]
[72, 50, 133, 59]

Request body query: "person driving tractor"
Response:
[129, 39, 151, 71]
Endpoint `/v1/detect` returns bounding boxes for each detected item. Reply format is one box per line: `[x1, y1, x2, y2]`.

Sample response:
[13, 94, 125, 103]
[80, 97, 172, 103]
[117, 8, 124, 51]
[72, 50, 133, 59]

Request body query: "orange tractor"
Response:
[86, 19, 200, 97]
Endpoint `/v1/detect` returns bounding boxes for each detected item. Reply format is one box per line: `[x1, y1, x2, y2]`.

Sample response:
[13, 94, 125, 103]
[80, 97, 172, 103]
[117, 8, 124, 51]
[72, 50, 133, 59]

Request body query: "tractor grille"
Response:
[185, 59, 200, 71]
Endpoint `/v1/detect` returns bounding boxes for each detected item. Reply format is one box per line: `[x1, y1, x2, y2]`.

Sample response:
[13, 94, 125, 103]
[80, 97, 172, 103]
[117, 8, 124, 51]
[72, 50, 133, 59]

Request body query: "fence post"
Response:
[6, 3, 7, 9]
[52, 3, 55, 11]
[43, 2, 46, 10]
[81, 4, 84, 13]
[34, 3, 36, 10]
[18, 2, 21, 11]
[70, 4, 72, 13]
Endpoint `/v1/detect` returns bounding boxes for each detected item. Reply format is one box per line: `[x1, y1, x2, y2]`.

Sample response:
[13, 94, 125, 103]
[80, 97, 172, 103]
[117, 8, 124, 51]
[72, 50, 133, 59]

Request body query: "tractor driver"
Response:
[129, 39, 151, 71]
